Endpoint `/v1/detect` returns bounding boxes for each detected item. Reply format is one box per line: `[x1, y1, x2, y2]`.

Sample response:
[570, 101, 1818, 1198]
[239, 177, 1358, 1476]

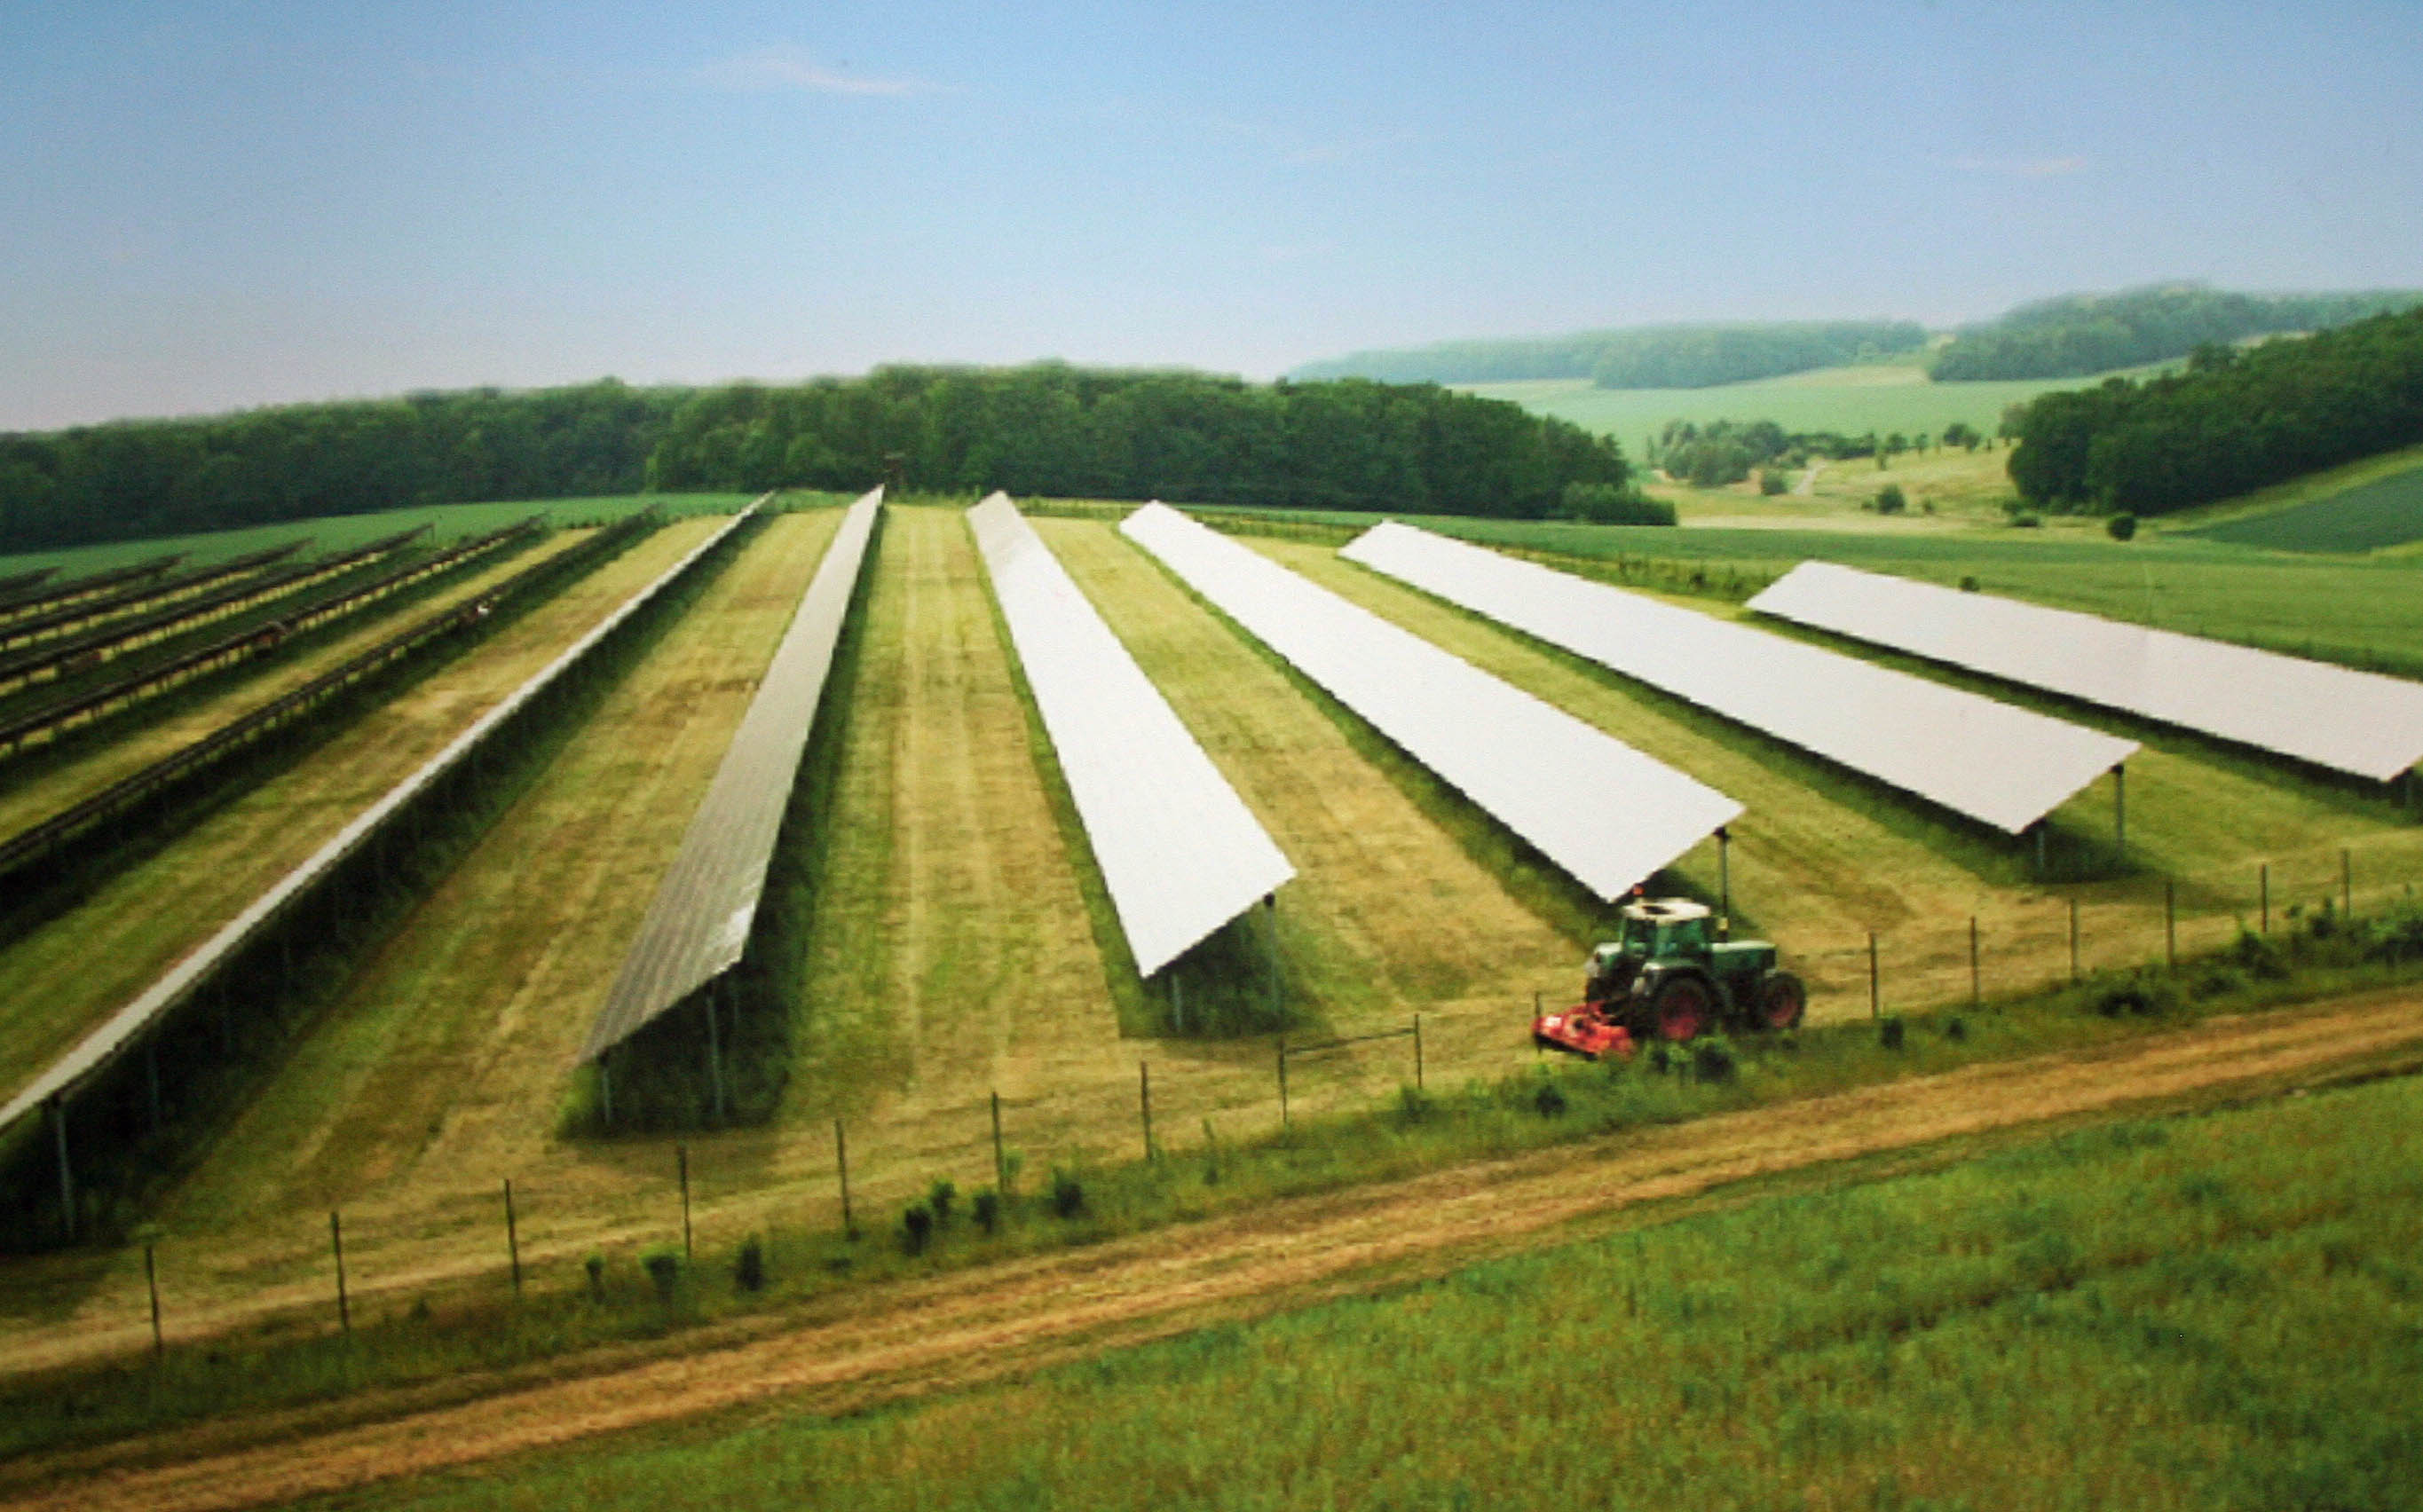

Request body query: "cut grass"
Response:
[0, 495, 756, 583]
[293, 1061, 2423, 1512]
[0, 521, 725, 1110]
[154, 512, 848, 1230]
[2190, 457, 2423, 553]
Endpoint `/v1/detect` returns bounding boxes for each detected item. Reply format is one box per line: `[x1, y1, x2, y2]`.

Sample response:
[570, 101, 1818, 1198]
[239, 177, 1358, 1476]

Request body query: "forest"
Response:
[1930, 284, 2422, 381]
[2006, 306, 2423, 513]
[1289, 320, 1925, 388]
[0, 366, 1631, 551]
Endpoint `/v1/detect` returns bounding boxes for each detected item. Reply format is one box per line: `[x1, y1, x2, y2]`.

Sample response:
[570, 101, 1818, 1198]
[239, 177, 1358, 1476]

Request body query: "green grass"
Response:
[2191, 459, 2423, 554]
[1461, 359, 2169, 453]
[309, 1043, 2423, 1512]
[0, 494, 757, 583]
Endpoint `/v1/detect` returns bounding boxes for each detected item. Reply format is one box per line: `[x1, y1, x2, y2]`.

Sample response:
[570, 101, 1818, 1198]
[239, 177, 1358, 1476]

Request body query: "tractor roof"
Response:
[1621, 896, 1710, 924]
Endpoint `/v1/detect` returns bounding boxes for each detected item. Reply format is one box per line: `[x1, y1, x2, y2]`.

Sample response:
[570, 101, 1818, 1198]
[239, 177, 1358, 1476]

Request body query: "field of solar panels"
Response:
[0, 484, 2419, 1407]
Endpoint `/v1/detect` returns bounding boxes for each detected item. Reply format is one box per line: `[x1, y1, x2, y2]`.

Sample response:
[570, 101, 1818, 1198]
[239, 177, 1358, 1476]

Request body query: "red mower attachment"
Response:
[1532, 1002, 1637, 1060]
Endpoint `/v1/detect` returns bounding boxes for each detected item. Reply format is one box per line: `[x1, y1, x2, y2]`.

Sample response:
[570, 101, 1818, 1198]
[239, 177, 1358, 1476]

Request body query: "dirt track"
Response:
[8, 988, 2420, 1512]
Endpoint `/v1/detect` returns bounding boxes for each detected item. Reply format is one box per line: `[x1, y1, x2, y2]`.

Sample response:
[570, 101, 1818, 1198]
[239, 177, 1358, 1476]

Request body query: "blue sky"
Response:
[6, 1, 2419, 429]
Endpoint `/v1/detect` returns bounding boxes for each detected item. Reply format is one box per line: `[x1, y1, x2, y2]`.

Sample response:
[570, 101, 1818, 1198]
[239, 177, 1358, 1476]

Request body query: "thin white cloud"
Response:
[1949, 153, 2089, 178]
[695, 44, 939, 98]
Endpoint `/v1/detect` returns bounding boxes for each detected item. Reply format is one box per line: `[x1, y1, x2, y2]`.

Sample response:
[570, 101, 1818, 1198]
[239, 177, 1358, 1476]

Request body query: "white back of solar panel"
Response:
[974, 495, 1293, 976]
[1341, 522, 2135, 833]
[1749, 561, 2423, 783]
[1121, 503, 1740, 901]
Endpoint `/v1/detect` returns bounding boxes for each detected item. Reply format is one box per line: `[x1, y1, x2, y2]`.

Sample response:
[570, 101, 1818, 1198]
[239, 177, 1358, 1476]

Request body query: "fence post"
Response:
[1867, 933, 1880, 1020]
[1277, 1039, 1290, 1130]
[677, 1145, 691, 1261]
[503, 1178, 521, 1296]
[991, 1091, 1006, 1193]
[146, 1242, 162, 1358]
[2069, 898, 2080, 982]
[1969, 917, 1980, 1007]
[1140, 1060, 1154, 1162]
[835, 1120, 854, 1239]
[2166, 880, 2177, 968]
[2261, 864, 2270, 933]
[330, 1211, 350, 1335]
[1414, 1014, 1425, 1091]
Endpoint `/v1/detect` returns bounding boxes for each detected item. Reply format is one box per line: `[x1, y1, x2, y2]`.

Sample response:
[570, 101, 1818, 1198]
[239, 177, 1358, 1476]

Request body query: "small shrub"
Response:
[1945, 1016, 1969, 1043]
[1959, 575, 1980, 592]
[584, 1252, 605, 1300]
[2091, 970, 2180, 1019]
[641, 1246, 682, 1303]
[1398, 1083, 1436, 1123]
[2106, 512, 2138, 541]
[2361, 902, 2423, 963]
[1878, 1017, 1906, 1051]
[1758, 469, 1788, 496]
[733, 1234, 767, 1293]
[1647, 1043, 1673, 1075]
[2190, 964, 2249, 1001]
[1533, 1080, 1568, 1118]
[1001, 1150, 1026, 1197]
[2009, 511, 2042, 528]
[902, 1201, 935, 1255]
[1873, 484, 1906, 515]
[973, 1188, 1002, 1235]
[2230, 928, 2288, 980]
[1051, 1168, 1086, 1219]
[1688, 1036, 1737, 1083]
[927, 1178, 958, 1228]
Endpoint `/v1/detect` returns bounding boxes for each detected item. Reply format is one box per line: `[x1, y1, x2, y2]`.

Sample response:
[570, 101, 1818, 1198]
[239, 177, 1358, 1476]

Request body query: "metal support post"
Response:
[146, 1243, 162, 1357]
[1716, 827, 1732, 939]
[597, 1054, 614, 1132]
[503, 1178, 522, 1295]
[677, 1145, 692, 1260]
[703, 990, 727, 1127]
[1277, 1039, 1290, 1130]
[2113, 764, 2127, 861]
[49, 1098, 73, 1241]
[1413, 1014, 1425, 1091]
[1265, 894, 1282, 1026]
[2069, 898, 2080, 982]
[1969, 917, 1980, 1007]
[2035, 824, 2048, 878]
[2166, 880, 2177, 968]
[146, 1039, 162, 1132]
[2261, 863, 2270, 933]
[1867, 933, 1880, 1020]
[835, 1120, 854, 1237]
[2343, 848, 2353, 918]
[1140, 1060, 1154, 1162]
[991, 1091, 1006, 1193]
[330, 1211, 350, 1335]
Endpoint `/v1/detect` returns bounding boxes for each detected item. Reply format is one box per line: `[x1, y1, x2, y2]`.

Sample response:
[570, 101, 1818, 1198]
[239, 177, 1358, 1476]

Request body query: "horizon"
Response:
[10, 1, 2422, 431]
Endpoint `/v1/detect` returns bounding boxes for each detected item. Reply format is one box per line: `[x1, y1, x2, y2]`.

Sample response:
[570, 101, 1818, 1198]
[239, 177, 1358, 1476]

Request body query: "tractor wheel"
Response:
[1754, 972, 1806, 1032]
[1651, 975, 1715, 1042]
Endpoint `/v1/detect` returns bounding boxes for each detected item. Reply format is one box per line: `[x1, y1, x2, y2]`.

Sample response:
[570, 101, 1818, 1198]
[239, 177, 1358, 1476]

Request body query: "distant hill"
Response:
[1930, 284, 2423, 382]
[1290, 321, 1927, 390]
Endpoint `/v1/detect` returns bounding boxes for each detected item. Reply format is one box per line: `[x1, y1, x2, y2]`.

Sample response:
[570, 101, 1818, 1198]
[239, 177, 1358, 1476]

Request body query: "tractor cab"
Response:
[1584, 898, 1713, 1002]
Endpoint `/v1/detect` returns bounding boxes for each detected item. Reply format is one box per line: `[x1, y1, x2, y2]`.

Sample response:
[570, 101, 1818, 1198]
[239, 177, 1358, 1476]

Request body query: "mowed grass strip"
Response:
[302, 1071, 2423, 1512]
[154, 513, 847, 1228]
[787, 505, 1117, 1115]
[0, 519, 723, 1109]
[0, 531, 591, 841]
[1032, 518, 1575, 1026]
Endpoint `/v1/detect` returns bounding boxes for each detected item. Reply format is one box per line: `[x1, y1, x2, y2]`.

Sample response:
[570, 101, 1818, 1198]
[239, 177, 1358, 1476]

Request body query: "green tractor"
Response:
[1533, 896, 1804, 1056]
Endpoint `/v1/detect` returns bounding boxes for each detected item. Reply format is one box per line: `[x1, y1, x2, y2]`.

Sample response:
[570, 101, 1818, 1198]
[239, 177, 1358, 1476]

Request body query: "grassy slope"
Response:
[1034, 518, 1576, 1027]
[300, 1068, 2423, 1512]
[0, 495, 757, 583]
[0, 531, 591, 841]
[154, 511, 847, 1232]
[1255, 538, 2419, 1011]
[0, 521, 722, 1108]
[2190, 458, 2423, 553]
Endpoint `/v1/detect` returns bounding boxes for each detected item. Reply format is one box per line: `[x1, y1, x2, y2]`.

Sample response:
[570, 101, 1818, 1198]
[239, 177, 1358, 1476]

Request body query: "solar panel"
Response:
[579, 489, 885, 1065]
[1121, 503, 1740, 901]
[1749, 562, 2423, 784]
[1, 499, 770, 1136]
[1341, 523, 2135, 833]
[973, 494, 1293, 977]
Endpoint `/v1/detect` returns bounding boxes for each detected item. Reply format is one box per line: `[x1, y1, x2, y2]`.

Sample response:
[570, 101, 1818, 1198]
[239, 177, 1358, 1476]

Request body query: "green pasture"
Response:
[1461, 359, 2161, 452]
[0, 493, 755, 584]
[2190, 459, 2423, 554]
[302, 1067, 2423, 1512]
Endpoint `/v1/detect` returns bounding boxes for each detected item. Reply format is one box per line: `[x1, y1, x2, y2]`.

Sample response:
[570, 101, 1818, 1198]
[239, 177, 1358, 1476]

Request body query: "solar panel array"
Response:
[1121, 503, 1740, 901]
[1749, 562, 2423, 784]
[0, 500, 770, 1135]
[973, 494, 1293, 977]
[1342, 523, 2136, 833]
[579, 489, 886, 1065]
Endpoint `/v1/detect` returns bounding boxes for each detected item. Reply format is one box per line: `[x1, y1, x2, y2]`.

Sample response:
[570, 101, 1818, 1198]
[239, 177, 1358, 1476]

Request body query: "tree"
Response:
[2106, 513, 2139, 540]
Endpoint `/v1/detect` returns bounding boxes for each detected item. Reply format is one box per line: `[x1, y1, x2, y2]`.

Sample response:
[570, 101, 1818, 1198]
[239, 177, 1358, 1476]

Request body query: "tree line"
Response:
[0, 366, 1632, 552]
[1289, 321, 1925, 389]
[1930, 284, 2422, 382]
[2006, 306, 2423, 513]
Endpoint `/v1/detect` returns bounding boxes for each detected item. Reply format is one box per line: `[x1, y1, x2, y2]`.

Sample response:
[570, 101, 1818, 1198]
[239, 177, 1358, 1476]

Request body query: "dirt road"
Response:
[7, 988, 2420, 1512]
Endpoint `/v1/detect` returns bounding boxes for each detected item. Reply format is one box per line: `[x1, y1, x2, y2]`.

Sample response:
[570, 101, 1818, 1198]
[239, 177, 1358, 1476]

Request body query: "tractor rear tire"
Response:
[1754, 972, 1806, 1032]
[1651, 975, 1715, 1042]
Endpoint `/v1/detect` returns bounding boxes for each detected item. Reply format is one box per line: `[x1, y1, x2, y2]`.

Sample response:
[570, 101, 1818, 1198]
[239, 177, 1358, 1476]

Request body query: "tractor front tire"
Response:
[1650, 975, 1715, 1042]
[1754, 972, 1806, 1032]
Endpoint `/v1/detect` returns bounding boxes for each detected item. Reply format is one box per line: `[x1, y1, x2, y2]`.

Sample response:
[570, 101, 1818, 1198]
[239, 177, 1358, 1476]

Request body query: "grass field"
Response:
[288, 1067, 2423, 1512]
[0, 520, 721, 1111]
[0, 494, 757, 584]
[2191, 457, 2423, 553]
[0, 530, 588, 843]
[1461, 359, 2162, 454]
